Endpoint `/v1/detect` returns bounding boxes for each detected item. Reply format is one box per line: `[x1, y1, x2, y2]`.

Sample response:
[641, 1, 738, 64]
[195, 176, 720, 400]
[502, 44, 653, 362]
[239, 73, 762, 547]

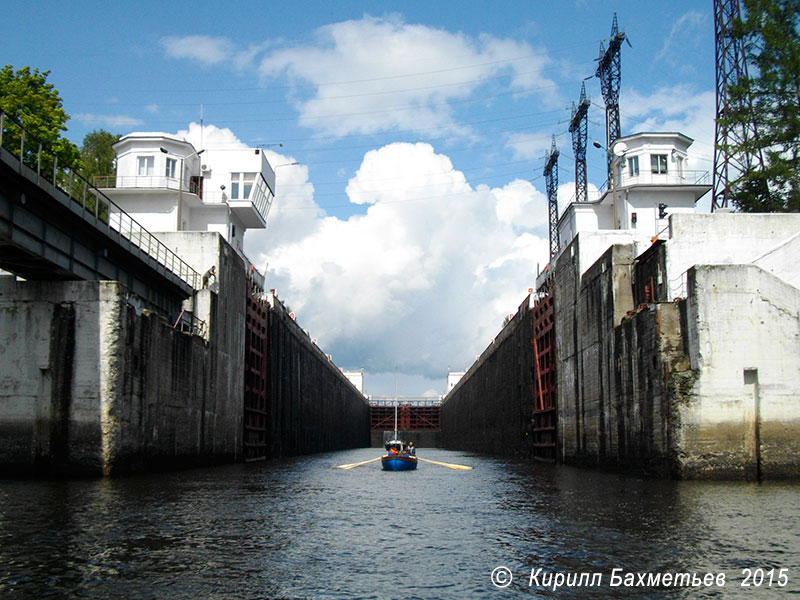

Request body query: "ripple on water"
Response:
[0, 451, 799, 598]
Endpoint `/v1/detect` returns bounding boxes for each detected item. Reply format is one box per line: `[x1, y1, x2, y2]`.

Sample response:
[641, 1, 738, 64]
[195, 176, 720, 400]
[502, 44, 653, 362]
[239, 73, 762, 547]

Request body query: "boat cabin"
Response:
[385, 440, 406, 453]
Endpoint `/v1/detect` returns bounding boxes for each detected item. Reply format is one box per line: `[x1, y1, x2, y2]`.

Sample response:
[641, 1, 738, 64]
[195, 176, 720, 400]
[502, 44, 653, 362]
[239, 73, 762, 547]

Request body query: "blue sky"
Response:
[6, 1, 716, 396]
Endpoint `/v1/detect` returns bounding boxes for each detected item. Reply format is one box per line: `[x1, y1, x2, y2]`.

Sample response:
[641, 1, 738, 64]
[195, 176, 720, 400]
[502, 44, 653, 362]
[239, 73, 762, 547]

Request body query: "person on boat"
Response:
[408, 441, 415, 456]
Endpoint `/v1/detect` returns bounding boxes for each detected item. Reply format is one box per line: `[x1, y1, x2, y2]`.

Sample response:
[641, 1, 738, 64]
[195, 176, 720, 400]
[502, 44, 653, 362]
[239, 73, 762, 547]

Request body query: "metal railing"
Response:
[93, 174, 201, 196]
[368, 397, 443, 406]
[565, 170, 711, 204]
[173, 308, 208, 337]
[0, 112, 201, 290]
[95, 175, 272, 223]
[618, 170, 711, 188]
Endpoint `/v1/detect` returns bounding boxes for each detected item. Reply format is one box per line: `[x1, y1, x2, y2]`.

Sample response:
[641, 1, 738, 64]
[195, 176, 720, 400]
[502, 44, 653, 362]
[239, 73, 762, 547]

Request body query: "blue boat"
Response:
[380, 400, 417, 470]
[381, 439, 417, 471]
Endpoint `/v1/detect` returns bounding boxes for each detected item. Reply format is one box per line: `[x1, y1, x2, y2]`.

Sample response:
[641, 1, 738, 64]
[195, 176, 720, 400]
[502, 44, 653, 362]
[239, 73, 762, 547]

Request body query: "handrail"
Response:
[93, 174, 201, 196]
[564, 170, 712, 205]
[368, 397, 443, 406]
[0, 112, 201, 290]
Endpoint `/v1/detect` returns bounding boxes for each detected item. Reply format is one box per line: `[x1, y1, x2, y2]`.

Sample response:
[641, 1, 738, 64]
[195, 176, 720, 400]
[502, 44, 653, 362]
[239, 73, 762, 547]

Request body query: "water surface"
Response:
[1, 448, 798, 598]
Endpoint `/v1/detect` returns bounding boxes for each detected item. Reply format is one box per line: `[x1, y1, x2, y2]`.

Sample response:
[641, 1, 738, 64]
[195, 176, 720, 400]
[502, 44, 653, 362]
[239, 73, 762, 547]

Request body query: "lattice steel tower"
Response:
[595, 14, 628, 172]
[569, 82, 591, 204]
[712, 0, 765, 210]
[543, 135, 560, 260]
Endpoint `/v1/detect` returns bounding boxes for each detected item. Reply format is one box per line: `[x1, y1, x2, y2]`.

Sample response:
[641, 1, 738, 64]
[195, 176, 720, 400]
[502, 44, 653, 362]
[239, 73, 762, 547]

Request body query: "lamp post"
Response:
[593, 140, 626, 230]
[161, 146, 205, 231]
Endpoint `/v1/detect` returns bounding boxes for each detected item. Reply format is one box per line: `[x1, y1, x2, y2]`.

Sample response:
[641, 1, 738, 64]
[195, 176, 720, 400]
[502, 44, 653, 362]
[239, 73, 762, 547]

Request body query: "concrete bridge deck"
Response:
[0, 114, 200, 321]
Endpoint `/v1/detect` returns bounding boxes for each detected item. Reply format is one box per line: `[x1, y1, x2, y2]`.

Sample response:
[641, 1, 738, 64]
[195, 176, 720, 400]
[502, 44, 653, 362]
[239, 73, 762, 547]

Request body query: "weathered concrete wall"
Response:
[107, 290, 244, 474]
[440, 298, 536, 458]
[0, 279, 106, 474]
[555, 242, 639, 468]
[555, 217, 800, 479]
[555, 235, 697, 476]
[680, 264, 800, 479]
[0, 277, 243, 475]
[0, 228, 372, 476]
[612, 301, 693, 476]
[267, 298, 371, 457]
[105, 232, 247, 473]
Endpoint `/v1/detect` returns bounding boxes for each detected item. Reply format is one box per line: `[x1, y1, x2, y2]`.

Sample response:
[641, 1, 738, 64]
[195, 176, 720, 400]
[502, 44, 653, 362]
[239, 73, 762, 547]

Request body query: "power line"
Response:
[273, 173, 544, 211]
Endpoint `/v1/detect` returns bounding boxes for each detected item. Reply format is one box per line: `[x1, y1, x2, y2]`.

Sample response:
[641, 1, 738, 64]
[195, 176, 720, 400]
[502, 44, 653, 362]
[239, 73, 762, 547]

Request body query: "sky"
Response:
[5, 1, 717, 397]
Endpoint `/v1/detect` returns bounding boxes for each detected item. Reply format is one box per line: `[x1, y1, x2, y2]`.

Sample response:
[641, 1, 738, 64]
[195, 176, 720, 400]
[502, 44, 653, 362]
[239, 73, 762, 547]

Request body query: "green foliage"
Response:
[1, 66, 108, 221]
[80, 129, 119, 184]
[0, 65, 80, 166]
[724, 0, 800, 212]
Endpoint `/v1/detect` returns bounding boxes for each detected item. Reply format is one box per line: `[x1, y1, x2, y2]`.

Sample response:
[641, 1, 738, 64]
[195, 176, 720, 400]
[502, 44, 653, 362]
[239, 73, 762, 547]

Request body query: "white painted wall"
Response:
[199, 148, 275, 199]
[343, 371, 365, 395]
[447, 371, 465, 393]
[664, 213, 800, 299]
[107, 133, 275, 242]
[114, 133, 201, 189]
[108, 191, 178, 233]
[557, 131, 711, 250]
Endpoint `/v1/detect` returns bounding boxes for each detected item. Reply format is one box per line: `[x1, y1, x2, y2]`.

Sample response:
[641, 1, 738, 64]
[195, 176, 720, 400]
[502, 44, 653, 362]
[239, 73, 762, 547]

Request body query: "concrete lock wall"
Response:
[267, 300, 371, 457]
[555, 242, 644, 469]
[555, 237, 696, 476]
[612, 300, 691, 476]
[0, 277, 245, 476]
[105, 289, 244, 473]
[106, 233, 247, 474]
[0, 279, 109, 474]
[664, 213, 800, 299]
[440, 297, 536, 458]
[0, 226, 373, 475]
[554, 217, 800, 479]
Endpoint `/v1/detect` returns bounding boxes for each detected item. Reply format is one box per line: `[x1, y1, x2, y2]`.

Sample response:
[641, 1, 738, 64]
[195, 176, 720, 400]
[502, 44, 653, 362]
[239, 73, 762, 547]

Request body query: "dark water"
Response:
[1, 448, 798, 599]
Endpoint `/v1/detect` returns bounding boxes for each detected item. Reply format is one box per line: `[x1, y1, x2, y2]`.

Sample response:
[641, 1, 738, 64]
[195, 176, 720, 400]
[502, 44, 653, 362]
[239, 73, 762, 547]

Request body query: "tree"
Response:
[0, 65, 79, 166]
[80, 129, 119, 184]
[725, 0, 800, 212]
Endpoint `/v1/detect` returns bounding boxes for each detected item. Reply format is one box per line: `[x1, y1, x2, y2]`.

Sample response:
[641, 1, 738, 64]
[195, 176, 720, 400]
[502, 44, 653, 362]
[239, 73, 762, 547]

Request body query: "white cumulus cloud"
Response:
[74, 113, 144, 128]
[256, 15, 557, 138]
[245, 141, 549, 388]
[160, 35, 235, 65]
[623, 86, 716, 174]
[178, 122, 249, 150]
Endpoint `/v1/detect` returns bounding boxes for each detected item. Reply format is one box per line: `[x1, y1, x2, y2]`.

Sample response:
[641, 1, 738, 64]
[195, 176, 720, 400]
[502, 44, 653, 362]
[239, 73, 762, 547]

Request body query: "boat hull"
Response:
[381, 455, 418, 471]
